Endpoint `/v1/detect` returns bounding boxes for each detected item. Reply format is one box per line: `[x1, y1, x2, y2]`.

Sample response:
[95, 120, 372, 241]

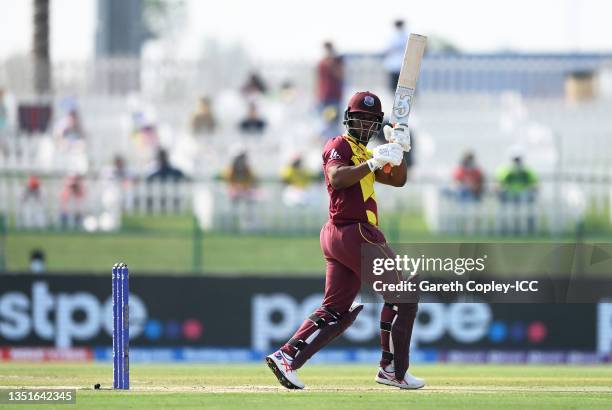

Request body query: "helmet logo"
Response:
[363, 96, 375, 107]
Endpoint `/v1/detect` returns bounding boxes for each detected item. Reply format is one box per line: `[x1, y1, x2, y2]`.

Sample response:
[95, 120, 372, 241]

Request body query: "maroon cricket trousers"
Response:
[281, 220, 418, 380]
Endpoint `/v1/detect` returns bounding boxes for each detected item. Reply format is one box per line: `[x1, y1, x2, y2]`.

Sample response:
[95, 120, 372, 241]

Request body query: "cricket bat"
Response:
[383, 33, 427, 174]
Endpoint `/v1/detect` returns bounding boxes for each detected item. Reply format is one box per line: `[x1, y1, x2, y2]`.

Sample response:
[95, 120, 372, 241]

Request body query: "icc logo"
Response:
[363, 96, 375, 107]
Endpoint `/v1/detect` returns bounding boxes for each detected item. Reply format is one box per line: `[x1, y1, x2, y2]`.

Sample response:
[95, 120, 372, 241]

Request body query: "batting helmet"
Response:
[343, 91, 384, 144]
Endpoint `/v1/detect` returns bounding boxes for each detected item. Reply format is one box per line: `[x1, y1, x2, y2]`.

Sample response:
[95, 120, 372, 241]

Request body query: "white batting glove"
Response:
[366, 143, 403, 171]
[383, 124, 411, 152]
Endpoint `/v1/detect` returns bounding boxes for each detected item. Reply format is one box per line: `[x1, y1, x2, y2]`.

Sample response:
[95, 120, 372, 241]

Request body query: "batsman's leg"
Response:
[266, 258, 361, 389]
[286, 303, 363, 369]
[380, 303, 418, 380]
[377, 302, 424, 389]
[379, 302, 397, 369]
[281, 258, 361, 367]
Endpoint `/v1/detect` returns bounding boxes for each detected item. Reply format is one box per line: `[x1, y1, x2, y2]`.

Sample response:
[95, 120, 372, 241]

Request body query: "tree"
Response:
[426, 35, 461, 54]
[33, 0, 51, 94]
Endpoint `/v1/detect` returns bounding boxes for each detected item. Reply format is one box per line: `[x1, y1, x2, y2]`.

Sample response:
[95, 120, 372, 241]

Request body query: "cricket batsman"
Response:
[266, 91, 424, 390]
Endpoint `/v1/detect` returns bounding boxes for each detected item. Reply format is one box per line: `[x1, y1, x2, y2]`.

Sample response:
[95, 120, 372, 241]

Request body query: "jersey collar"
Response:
[343, 133, 367, 150]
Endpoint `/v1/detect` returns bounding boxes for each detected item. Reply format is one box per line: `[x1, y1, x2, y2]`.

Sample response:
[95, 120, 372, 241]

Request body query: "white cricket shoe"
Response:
[375, 365, 425, 389]
[265, 350, 305, 389]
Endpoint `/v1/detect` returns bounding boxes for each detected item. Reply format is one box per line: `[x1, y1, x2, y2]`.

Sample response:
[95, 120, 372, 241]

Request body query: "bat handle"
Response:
[382, 122, 397, 174]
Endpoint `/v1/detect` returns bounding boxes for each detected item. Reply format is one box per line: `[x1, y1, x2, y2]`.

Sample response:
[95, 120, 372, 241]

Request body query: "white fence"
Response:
[0, 176, 193, 231]
[0, 175, 328, 233]
[0, 173, 610, 236]
[432, 189, 573, 236]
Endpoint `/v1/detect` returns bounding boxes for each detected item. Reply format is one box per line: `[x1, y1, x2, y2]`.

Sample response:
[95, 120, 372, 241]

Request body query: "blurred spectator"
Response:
[0, 88, 7, 131]
[222, 151, 257, 201]
[239, 103, 267, 135]
[496, 155, 538, 202]
[15, 102, 53, 134]
[29, 249, 46, 273]
[383, 20, 409, 93]
[54, 108, 85, 143]
[18, 103, 52, 133]
[23, 175, 42, 199]
[147, 149, 186, 181]
[60, 174, 86, 229]
[100, 154, 134, 219]
[241, 72, 268, 101]
[190, 96, 216, 135]
[281, 155, 313, 189]
[280, 155, 315, 206]
[132, 118, 160, 150]
[453, 151, 484, 201]
[496, 154, 538, 235]
[279, 80, 297, 102]
[110, 155, 131, 182]
[104, 154, 134, 194]
[319, 105, 341, 141]
[20, 175, 47, 228]
[101, 154, 134, 185]
[130, 110, 161, 164]
[145, 149, 186, 214]
[316, 42, 344, 115]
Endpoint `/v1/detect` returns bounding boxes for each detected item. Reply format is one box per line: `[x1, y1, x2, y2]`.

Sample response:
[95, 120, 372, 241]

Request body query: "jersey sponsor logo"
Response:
[329, 149, 341, 160]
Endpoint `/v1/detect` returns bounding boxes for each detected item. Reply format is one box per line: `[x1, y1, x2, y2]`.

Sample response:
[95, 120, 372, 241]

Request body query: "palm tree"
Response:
[33, 0, 51, 94]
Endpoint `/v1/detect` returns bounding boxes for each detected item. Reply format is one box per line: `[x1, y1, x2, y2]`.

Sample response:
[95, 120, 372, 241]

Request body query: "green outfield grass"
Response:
[3, 213, 605, 275]
[3, 213, 420, 274]
[0, 363, 611, 409]
[4, 231, 325, 274]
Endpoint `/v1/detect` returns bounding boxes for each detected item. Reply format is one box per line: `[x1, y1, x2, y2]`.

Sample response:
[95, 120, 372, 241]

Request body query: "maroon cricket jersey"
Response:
[322, 134, 378, 226]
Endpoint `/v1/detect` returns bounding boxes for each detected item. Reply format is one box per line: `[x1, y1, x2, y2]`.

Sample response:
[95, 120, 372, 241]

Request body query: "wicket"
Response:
[112, 262, 130, 390]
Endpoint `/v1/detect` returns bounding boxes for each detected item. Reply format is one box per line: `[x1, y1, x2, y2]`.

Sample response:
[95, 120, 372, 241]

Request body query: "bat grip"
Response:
[382, 121, 397, 174]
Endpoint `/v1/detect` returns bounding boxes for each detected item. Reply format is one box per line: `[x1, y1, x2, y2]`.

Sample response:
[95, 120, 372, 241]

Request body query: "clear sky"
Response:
[0, 0, 610, 61]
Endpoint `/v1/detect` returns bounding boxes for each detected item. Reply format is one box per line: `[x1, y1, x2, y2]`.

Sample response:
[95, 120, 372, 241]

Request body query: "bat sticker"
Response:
[393, 86, 415, 120]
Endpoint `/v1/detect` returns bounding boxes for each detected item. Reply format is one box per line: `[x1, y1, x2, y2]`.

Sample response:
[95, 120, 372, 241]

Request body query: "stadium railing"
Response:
[0, 173, 610, 237]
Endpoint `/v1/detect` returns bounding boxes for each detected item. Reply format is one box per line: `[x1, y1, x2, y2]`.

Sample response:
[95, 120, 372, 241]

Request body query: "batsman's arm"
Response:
[375, 160, 407, 187]
[327, 163, 372, 190]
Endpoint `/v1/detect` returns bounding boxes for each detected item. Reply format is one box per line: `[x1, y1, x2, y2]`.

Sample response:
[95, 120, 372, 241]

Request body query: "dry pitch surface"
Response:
[1, 363, 611, 409]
